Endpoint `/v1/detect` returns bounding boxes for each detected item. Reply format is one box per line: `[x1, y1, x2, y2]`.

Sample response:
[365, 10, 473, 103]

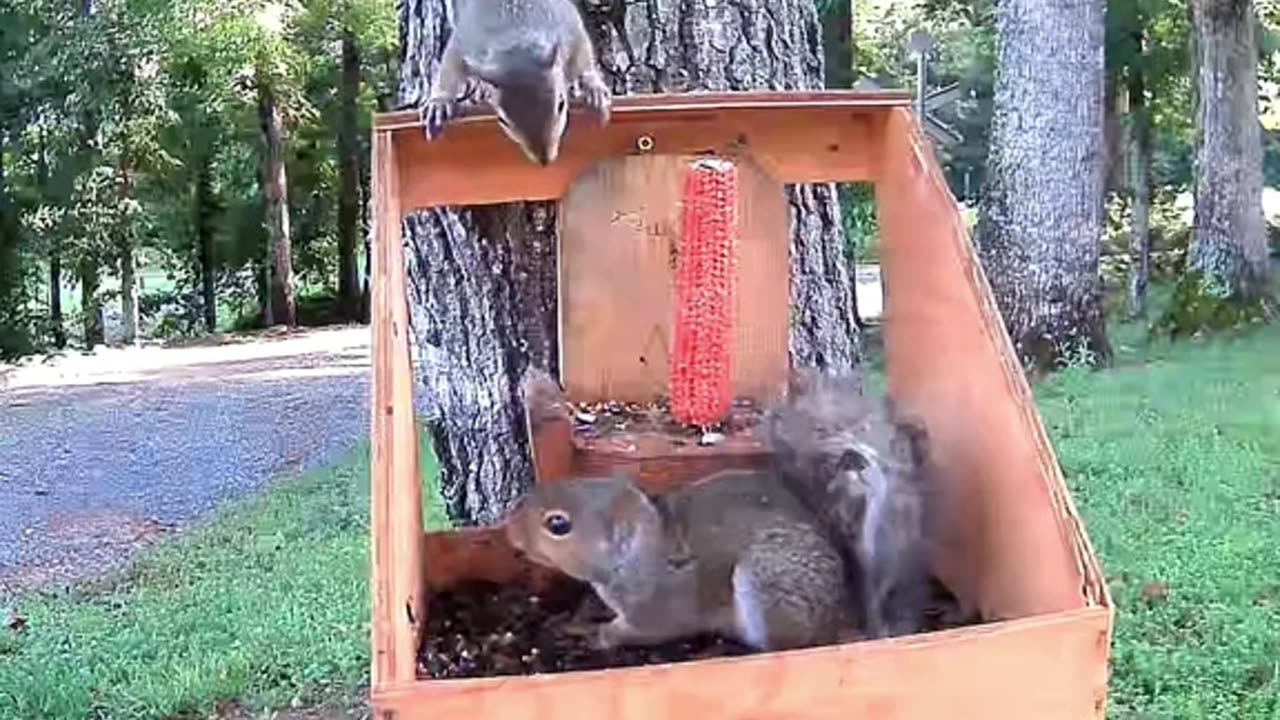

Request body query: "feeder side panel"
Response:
[875, 108, 1099, 621]
[369, 129, 427, 689]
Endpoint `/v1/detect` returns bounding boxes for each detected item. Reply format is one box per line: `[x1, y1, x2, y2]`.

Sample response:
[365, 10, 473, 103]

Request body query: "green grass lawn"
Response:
[2, 321, 1277, 719]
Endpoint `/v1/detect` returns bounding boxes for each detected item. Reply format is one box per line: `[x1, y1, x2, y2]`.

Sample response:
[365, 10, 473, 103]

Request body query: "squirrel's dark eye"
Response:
[543, 511, 572, 537]
[557, 97, 566, 114]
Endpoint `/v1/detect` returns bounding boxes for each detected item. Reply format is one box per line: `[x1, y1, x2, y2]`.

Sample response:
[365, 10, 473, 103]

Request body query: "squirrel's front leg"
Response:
[422, 41, 466, 141]
[590, 615, 680, 650]
[566, 37, 611, 125]
[578, 70, 611, 125]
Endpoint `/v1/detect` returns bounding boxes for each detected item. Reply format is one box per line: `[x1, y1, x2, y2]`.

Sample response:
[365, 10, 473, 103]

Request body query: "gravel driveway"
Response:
[0, 327, 371, 599]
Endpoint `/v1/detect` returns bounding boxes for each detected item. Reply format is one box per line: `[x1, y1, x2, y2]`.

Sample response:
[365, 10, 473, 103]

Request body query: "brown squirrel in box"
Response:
[503, 369, 934, 651]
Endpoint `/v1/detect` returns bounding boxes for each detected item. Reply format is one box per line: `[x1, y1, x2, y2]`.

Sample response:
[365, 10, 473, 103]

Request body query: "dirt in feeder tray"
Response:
[418, 577, 754, 679]
[568, 396, 765, 444]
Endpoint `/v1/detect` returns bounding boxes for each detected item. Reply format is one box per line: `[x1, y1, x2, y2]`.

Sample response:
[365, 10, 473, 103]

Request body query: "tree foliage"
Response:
[0, 0, 1272, 360]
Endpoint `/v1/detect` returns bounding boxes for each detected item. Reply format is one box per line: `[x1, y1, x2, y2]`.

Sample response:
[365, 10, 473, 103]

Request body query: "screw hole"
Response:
[636, 135, 655, 153]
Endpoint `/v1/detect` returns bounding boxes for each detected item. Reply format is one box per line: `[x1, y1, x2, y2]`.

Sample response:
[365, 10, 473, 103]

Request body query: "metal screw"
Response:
[636, 135, 655, 153]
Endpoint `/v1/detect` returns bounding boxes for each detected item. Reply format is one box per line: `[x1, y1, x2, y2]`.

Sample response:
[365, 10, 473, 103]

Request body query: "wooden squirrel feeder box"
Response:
[368, 91, 1113, 719]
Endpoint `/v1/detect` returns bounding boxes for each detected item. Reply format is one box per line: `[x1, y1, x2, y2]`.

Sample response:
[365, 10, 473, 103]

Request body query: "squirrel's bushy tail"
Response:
[763, 368, 934, 639]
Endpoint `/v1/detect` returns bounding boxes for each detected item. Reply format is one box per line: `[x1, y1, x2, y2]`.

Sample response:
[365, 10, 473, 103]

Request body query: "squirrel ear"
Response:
[606, 481, 656, 554]
[542, 40, 563, 70]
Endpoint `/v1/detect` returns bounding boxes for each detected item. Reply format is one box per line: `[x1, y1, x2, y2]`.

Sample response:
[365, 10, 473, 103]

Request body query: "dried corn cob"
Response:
[670, 157, 738, 426]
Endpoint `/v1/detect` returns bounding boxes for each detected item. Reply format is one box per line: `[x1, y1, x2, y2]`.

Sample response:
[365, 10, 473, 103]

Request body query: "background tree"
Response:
[1173, 0, 1274, 330]
[975, 0, 1111, 371]
[1106, 0, 1191, 318]
[398, 0, 861, 524]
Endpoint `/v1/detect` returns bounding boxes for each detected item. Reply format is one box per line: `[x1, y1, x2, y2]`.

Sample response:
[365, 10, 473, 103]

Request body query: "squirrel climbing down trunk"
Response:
[420, 0, 612, 165]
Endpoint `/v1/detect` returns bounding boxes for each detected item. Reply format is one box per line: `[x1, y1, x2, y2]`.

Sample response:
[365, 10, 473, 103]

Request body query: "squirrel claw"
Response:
[580, 77, 612, 126]
[422, 97, 455, 141]
[559, 618, 599, 639]
[590, 624, 621, 651]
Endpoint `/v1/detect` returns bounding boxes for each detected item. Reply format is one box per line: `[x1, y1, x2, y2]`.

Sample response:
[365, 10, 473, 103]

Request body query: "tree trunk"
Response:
[258, 259, 273, 327]
[337, 28, 362, 322]
[1188, 0, 1271, 302]
[1127, 60, 1152, 319]
[257, 74, 296, 327]
[116, 165, 139, 345]
[49, 250, 64, 348]
[1102, 74, 1126, 196]
[0, 131, 25, 359]
[360, 133, 372, 324]
[39, 130, 65, 349]
[399, 0, 860, 525]
[195, 154, 217, 332]
[975, 0, 1111, 371]
[79, 258, 103, 348]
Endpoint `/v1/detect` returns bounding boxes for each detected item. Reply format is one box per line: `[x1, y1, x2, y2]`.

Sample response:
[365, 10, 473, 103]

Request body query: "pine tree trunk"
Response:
[116, 165, 139, 345]
[257, 75, 296, 327]
[398, 0, 859, 525]
[1188, 0, 1271, 302]
[1127, 63, 1152, 319]
[49, 250, 64, 348]
[337, 29, 362, 322]
[1102, 74, 1126, 196]
[975, 0, 1111, 371]
[0, 131, 24, 358]
[39, 130, 65, 349]
[79, 258, 103, 348]
[360, 134, 372, 324]
[195, 154, 217, 332]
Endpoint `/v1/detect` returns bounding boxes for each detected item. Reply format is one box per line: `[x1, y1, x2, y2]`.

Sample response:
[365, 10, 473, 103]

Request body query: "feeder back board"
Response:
[366, 91, 1114, 720]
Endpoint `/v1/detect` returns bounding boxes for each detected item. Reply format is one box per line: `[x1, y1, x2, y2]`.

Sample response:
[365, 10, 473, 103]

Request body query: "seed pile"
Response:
[417, 576, 977, 680]
[417, 578, 753, 679]
[568, 396, 764, 444]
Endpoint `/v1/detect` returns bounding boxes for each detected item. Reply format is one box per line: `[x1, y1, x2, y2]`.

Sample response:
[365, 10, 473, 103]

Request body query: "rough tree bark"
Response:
[337, 28, 362, 322]
[195, 154, 217, 332]
[1187, 0, 1271, 306]
[0, 132, 25, 358]
[975, 0, 1111, 371]
[257, 74, 297, 327]
[1102, 75, 1126, 196]
[79, 258, 103, 348]
[398, 0, 860, 525]
[38, 129, 65, 348]
[1127, 57, 1152, 319]
[49, 250, 64, 349]
[116, 163, 139, 345]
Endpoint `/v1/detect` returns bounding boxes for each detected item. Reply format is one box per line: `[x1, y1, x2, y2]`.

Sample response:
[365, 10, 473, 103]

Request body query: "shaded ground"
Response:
[0, 326, 371, 601]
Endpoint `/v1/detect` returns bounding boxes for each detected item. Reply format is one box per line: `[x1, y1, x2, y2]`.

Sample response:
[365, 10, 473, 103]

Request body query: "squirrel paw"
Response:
[586, 618, 634, 650]
[560, 618, 602, 640]
[421, 97, 456, 141]
[580, 77, 612, 126]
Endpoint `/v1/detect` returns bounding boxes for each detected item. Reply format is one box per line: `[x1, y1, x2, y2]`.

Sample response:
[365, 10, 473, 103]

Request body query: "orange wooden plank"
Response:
[377, 91, 901, 209]
[375, 607, 1111, 720]
[875, 108, 1108, 621]
[369, 128, 427, 688]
